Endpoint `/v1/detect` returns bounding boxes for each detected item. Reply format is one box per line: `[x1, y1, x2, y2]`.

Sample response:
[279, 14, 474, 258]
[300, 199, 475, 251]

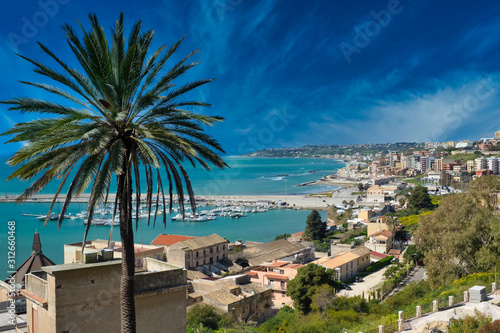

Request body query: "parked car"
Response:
[355, 276, 363, 282]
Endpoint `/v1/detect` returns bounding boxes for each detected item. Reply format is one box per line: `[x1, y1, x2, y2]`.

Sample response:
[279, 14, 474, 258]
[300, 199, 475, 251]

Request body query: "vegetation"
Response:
[247, 142, 424, 158]
[326, 205, 339, 222]
[1, 14, 226, 332]
[408, 185, 434, 210]
[274, 233, 291, 241]
[286, 264, 340, 314]
[256, 271, 498, 332]
[447, 311, 497, 333]
[303, 210, 327, 241]
[187, 304, 231, 331]
[415, 176, 500, 287]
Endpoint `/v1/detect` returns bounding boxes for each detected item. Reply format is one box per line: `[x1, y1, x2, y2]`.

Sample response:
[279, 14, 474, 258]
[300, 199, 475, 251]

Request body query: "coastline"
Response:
[0, 186, 360, 210]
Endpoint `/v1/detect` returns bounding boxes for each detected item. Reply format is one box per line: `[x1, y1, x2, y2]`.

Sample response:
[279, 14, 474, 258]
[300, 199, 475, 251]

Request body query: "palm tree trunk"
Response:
[118, 156, 136, 333]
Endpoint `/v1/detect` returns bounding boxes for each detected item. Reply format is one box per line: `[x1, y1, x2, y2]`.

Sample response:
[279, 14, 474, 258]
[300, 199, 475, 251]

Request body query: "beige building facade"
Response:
[366, 185, 385, 202]
[247, 260, 303, 307]
[167, 234, 229, 269]
[23, 258, 187, 333]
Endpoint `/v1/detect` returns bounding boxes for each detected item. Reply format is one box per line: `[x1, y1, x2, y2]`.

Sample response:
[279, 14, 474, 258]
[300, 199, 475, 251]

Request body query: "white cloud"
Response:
[296, 72, 500, 145]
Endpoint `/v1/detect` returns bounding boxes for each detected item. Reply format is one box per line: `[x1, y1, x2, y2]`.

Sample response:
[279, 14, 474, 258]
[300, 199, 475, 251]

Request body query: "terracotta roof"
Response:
[388, 249, 402, 256]
[369, 230, 393, 238]
[291, 231, 303, 237]
[315, 252, 359, 269]
[370, 251, 388, 259]
[247, 271, 258, 276]
[151, 234, 196, 246]
[264, 273, 289, 280]
[267, 261, 289, 268]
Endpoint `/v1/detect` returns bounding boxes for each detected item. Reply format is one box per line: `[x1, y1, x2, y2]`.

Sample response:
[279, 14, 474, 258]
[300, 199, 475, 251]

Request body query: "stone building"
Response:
[167, 233, 229, 269]
[189, 274, 272, 323]
[22, 257, 187, 333]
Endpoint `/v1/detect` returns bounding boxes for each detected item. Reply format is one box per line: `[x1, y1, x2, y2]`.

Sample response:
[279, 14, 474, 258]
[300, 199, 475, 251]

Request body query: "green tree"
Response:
[187, 304, 230, 331]
[403, 245, 424, 265]
[286, 264, 338, 314]
[303, 210, 327, 241]
[311, 284, 335, 313]
[415, 185, 500, 287]
[1, 14, 226, 333]
[408, 185, 433, 210]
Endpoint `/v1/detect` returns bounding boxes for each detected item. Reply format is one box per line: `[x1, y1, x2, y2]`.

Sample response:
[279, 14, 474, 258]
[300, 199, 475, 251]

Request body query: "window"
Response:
[282, 291, 286, 296]
[280, 281, 286, 289]
[280, 270, 284, 274]
[210, 247, 213, 254]
[196, 251, 199, 258]
[196, 261, 198, 266]
[223, 245, 225, 250]
[203, 249, 206, 255]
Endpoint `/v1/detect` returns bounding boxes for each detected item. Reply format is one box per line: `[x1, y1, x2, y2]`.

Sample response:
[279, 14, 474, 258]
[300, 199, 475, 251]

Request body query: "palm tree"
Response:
[1, 13, 226, 332]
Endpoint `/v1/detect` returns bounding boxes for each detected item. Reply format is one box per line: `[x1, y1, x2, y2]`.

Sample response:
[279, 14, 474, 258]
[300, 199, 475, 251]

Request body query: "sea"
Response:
[0, 156, 344, 279]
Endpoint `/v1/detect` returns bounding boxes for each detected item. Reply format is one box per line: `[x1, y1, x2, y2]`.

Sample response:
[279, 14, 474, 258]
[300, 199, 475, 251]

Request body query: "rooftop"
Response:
[314, 252, 359, 269]
[170, 233, 228, 251]
[151, 234, 197, 246]
[368, 230, 393, 238]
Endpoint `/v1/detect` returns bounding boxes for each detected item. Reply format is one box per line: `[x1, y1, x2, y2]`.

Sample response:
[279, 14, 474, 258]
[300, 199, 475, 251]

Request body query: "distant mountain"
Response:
[246, 143, 425, 158]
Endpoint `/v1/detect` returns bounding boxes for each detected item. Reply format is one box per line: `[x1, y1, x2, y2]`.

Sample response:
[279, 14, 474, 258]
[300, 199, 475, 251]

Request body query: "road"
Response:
[336, 266, 389, 299]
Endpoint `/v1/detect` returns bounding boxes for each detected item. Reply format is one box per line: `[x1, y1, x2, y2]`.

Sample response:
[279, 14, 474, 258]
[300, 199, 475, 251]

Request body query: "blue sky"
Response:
[1, 0, 500, 155]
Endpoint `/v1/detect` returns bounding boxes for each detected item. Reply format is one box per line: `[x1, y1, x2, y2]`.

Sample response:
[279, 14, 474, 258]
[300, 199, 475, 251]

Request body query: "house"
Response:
[233, 239, 315, 267]
[315, 245, 371, 281]
[366, 185, 385, 202]
[313, 252, 360, 281]
[247, 260, 303, 307]
[22, 257, 187, 333]
[357, 209, 373, 220]
[167, 233, 229, 269]
[366, 216, 390, 237]
[189, 274, 272, 323]
[350, 246, 371, 272]
[365, 230, 393, 254]
[64, 239, 165, 265]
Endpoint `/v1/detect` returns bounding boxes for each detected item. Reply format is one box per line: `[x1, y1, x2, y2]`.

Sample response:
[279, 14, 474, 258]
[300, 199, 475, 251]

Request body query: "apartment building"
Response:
[247, 260, 303, 307]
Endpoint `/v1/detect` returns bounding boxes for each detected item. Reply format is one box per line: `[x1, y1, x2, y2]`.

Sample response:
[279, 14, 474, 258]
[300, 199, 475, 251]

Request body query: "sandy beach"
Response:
[0, 184, 361, 210]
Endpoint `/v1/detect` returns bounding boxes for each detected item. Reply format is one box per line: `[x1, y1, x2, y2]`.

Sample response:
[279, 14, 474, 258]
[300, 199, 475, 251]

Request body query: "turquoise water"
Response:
[0, 156, 344, 196]
[0, 157, 341, 279]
